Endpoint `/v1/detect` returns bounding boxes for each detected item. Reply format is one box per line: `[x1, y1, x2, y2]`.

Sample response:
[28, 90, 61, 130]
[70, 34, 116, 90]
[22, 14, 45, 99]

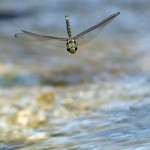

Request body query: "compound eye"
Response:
[67, 48, 70, 52]
[75, 48, 77, 51]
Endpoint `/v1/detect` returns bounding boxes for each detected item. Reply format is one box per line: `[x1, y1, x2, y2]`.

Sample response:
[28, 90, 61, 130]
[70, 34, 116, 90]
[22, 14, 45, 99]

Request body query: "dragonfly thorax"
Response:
[66, 39, 78, 54]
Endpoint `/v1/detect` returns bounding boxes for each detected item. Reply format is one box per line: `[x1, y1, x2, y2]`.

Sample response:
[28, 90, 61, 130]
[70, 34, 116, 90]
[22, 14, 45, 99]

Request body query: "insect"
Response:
[15, 12, 120, 54]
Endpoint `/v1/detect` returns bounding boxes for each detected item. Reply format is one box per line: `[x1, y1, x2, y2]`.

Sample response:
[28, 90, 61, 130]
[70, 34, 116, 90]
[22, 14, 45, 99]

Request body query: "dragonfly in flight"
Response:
[15, 12, 120, 54]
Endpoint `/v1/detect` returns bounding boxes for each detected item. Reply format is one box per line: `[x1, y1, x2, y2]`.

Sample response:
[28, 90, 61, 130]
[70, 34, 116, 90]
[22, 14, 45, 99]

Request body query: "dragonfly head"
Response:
[66, 39, 78, 54]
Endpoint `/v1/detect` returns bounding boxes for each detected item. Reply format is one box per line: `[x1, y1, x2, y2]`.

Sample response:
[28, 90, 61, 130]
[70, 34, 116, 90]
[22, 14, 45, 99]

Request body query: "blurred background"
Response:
[0, 0, 150, 149]
[0, 0, 150, 85]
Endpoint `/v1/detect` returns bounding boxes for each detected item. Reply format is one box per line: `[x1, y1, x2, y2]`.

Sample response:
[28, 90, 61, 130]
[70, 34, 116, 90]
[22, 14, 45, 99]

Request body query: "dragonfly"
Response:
[15, 12, 120, 54]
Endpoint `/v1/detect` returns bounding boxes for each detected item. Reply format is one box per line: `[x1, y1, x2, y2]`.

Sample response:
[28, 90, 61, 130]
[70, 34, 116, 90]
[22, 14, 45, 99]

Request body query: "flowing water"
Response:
[0, 0, 150, 149]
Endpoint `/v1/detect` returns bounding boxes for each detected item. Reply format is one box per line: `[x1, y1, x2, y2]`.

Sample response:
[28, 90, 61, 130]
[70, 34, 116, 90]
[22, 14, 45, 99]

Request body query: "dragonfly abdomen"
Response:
[65, 16, 72, 38]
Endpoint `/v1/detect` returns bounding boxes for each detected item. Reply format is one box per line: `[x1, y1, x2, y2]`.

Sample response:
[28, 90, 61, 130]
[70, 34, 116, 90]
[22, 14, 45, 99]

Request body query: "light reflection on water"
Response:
[44, 105, 149, 149]
[4, 105, 150, 150]
[0, 76, 150, 149]
[0, 0, 150, 150]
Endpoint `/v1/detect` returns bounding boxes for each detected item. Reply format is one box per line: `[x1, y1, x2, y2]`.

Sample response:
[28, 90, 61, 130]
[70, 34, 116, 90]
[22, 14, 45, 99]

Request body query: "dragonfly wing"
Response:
[74, 12, 120, 46]
[15, 30, 67, 48]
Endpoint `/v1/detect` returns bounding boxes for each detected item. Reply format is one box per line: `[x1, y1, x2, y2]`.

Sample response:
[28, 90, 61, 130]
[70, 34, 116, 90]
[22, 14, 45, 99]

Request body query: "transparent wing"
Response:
[74, 12, 120, 46]
[15, 30, 67, 48]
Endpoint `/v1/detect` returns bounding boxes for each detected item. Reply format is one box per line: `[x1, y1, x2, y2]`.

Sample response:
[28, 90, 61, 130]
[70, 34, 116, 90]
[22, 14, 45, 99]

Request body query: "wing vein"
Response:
[15, 30, 67, 41]
[74, 12, 120, 39]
